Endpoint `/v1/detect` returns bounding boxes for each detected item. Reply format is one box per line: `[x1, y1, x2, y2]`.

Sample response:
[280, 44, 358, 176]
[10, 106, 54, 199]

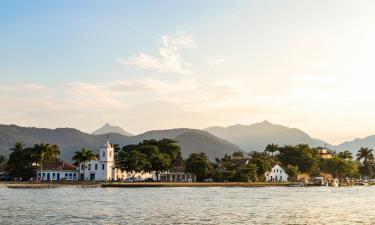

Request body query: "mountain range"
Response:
[0, 125, 240, 161]
[1, 121, 374, 162]
[205, 120, 321, 151]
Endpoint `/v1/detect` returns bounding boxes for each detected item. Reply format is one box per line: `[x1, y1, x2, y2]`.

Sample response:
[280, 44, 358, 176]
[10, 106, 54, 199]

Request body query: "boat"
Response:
[329, 179, 339, 187]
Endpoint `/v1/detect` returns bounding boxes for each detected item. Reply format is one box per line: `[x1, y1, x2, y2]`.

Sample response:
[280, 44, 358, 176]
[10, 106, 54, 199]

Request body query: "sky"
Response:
[1, 0, 375, 144]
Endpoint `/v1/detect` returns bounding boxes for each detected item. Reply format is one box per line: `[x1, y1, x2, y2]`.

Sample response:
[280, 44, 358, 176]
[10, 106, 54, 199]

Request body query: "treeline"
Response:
[2, 140, 375, 182]
[4, 142, 60, 179]
[191, 144, 375, 182]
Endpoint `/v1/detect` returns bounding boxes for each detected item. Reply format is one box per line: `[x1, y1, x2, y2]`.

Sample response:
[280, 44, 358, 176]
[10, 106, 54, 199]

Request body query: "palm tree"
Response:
[72, 148, 96, 181]
[338, 150, 353, 160]
[265, 143, 279, 157]
[10, 142, 25, 152]
[0, 155, 6, 170]
[33, 143, 51, 182]
[356, 147, 374, 163]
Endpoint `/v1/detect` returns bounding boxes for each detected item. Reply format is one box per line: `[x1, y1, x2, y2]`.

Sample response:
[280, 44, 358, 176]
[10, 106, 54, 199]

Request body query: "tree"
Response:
[248, 158, 271, 181]
[0, 155, 7, 171]
[6, 142, 35, 180]
[72, 148, 96, 180]
[285, 165, 299, 181]
[277, 144, 319, 174]
[265, 143, 279, 157]
[185, 153, 213, 181]
[149, 153, 171, 181]
[338, 150, 353, 160]
[116, 150, 151, 179]
[143, 139, 182, 164]
[33, 143, 61, 182]
[232, 163, 258, 182]
[356, 147, 374, 164]
[321, 156, 359, 179]
[232, 151, 244, 158]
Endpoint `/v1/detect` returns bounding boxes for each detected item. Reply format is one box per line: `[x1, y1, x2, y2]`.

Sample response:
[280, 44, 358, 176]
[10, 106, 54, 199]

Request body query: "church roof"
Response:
[39, 162, 78, 171]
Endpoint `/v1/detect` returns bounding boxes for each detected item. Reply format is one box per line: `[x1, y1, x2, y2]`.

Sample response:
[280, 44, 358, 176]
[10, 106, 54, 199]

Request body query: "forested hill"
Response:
[0, 125, 241, 161]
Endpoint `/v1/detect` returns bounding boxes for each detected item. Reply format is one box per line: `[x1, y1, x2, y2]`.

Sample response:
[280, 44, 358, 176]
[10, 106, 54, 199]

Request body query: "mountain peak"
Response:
[258, 120, 272, 125]
[92, 123, 133, 136]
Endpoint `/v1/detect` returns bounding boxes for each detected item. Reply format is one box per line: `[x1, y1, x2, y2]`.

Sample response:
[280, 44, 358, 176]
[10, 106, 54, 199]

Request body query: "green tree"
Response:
[149, 152, 171, 181]
[285, 165, 299, 181]
[321, 156, 359, 178]
[116, 150, 151, 179]
[232, 151, 244, 158]
[248, 158, 271, 181]
[356, 147, 374, 164]
[265, 143, 279, 157]
[338, 150, 353, 160]
[185, 152, 213, 181]
[6, 142, 35, 180]
[232, 163, 258, 182]
[0, 155, 7, 171]
[277, 144, 319, 174]
[72, 148, 96, 180]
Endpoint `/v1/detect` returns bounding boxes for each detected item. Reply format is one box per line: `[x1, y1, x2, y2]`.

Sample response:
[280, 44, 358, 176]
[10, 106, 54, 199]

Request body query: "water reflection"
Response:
[1, 186, 375, 224]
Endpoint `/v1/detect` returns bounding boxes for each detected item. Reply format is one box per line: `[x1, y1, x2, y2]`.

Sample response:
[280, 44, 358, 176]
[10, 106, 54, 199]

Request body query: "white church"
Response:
[79, 138, 153, 181]
[37, 138, 195, 182]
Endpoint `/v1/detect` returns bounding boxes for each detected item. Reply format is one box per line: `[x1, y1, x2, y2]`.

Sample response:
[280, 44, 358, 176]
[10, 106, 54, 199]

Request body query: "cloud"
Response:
[119, 32, 196, 74]
[208, 58, 226, 66]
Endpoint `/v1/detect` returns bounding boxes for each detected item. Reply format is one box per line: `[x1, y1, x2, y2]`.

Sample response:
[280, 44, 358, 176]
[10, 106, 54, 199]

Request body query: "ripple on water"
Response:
[1, 186, 375, 224]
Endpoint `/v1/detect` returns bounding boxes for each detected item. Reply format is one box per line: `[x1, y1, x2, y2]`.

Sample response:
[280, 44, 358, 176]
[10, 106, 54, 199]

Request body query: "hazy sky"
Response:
[1, 1, 375, 144]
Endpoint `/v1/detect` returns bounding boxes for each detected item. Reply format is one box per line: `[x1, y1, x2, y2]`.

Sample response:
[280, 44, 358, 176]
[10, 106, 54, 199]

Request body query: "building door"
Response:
[80, 174, 84, 180]
[47, 173, 50, 180]
[90, 173, 95, 181]
[57, 173, 60, 181]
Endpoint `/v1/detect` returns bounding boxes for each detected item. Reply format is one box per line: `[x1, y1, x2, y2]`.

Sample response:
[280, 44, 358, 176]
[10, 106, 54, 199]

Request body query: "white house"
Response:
[265, 164, 289, 182]
[37, 161, 79, 181]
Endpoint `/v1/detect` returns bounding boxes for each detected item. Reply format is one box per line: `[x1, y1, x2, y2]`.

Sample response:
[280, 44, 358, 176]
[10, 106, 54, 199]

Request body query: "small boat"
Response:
[329, 179, 339, 187]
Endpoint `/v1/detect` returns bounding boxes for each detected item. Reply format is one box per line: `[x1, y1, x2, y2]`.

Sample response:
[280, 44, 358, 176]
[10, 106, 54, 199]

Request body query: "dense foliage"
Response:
[116, 139, 181, 180]
[6, 142, 61, 180]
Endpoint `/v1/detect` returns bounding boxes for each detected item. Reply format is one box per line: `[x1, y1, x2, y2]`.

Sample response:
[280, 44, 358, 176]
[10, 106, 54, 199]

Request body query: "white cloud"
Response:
[208, 58, 226, 66]
[119, 32, 196, 74]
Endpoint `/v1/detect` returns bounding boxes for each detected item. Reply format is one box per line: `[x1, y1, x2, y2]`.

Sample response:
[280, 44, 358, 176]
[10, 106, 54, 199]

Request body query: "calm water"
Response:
[1, 186, 375, 224]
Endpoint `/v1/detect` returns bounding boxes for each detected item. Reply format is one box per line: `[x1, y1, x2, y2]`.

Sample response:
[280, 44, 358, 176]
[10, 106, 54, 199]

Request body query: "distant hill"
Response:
[335, 135, 375, 154]
[205, 120, 324, 151]
[0, 125, 241, 161]
[92, 123, 133, 136]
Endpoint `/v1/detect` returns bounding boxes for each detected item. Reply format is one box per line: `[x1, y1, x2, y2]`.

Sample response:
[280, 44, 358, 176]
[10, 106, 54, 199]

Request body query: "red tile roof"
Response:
[40, 162, 78, 171]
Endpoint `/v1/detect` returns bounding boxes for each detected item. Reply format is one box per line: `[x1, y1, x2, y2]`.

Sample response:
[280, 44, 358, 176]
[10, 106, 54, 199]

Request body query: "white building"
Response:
[79, 138, 154, 181]
[37, 162, 79, 181]
[79, 139, 117, 181]
[265, 164, 289, 182]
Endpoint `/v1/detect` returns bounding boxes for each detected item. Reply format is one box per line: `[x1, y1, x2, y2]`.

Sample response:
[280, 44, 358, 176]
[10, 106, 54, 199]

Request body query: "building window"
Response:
[88, 164, 91, 170]
[102, 151, 105, 157]
[95, 164, 98, 170]
[65, 173, 68, 178]
[81, 164, 84, 170]
[102, 164, 105, 170]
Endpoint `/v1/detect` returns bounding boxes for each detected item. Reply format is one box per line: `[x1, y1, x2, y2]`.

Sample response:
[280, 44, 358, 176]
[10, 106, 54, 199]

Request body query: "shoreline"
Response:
[1, 181, 373, 189]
